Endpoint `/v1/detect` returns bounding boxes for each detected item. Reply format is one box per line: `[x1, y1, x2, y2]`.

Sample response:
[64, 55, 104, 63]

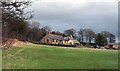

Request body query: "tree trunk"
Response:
[86, 36, 89, 46]
[82, 35, 84, 42]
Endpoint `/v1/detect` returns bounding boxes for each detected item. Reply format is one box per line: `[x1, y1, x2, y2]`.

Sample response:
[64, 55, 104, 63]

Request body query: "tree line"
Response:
[64, 29, 115, 46]
[50, 28, 115, 46]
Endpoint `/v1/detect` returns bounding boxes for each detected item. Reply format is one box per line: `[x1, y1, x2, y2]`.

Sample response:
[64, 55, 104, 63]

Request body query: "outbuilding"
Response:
[108, 43, 120, 49]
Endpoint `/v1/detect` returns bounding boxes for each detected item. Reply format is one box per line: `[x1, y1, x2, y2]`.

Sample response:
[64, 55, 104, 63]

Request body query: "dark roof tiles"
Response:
[47, 34, 64, 40]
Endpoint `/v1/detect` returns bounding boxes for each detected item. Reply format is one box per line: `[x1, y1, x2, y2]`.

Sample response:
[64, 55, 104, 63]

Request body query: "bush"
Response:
[30, 41, 77, 47]
[80, 42, 86, 45]
[33, 42, 40, 44]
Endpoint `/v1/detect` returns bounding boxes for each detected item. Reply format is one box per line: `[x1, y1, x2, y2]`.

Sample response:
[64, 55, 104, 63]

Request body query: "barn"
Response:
[108, 43, 120, 49]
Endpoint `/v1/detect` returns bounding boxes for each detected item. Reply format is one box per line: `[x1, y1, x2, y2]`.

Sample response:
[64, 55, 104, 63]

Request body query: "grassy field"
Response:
[2, 44, 118, 69]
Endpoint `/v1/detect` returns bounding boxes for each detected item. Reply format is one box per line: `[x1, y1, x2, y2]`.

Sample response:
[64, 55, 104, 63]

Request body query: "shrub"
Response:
[31, 41, 77, 47]
[80, 42, 86, 45]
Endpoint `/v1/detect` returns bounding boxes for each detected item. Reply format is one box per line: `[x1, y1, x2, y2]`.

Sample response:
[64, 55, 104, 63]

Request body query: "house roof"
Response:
[46, 34, 64, 40]
[64, 36, 74, 41]
[73, 40, 80, 43]
[108, 43, 120, 45]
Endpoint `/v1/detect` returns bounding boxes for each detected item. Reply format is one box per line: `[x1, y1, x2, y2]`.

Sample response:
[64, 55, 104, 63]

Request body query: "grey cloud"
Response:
[28, 2, 118, 41]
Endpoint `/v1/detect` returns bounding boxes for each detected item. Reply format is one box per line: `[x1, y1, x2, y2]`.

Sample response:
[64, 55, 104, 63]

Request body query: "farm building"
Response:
[41, 33, 80, 45]
[107, 43, 120, 49]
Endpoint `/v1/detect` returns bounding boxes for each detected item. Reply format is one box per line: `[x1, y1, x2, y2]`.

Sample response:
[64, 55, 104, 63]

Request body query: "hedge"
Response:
[30, 41, 76, 47]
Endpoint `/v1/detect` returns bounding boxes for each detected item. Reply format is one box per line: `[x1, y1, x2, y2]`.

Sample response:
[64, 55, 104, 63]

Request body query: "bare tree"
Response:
[109, 33, 116, 43]
[64, 29, 76, 38]
[43, 26, 51, 34]
[83, 29, 96, 45]
[30, 21, 40, 28]
[78, 29, 85, 42]
[84, 29, 89, 45]
[1, 0, 33, 48]
[1, 0, 33, 27]
[87, 29, 96, 44]
[101, 31, 110, 38]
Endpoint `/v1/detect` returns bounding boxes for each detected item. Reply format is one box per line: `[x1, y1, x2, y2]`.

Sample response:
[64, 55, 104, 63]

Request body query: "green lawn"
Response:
[2, 44, 118, 69]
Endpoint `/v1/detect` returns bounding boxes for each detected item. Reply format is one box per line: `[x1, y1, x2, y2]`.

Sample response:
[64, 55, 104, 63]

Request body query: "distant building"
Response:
[107, 43, 120, 49]
[41, 34, 80, 45]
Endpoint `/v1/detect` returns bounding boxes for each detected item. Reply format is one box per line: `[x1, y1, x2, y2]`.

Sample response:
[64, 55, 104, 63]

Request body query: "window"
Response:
[64, 41, 66, 43]
[66, 41, 67, 43]
[47, 39, 49, 42]
[53, 39, 54, 42]
[56, 40, 58, 42]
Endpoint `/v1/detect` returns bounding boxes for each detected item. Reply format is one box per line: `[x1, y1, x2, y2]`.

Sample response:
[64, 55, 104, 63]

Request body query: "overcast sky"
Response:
[27, 0, 118, 42]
